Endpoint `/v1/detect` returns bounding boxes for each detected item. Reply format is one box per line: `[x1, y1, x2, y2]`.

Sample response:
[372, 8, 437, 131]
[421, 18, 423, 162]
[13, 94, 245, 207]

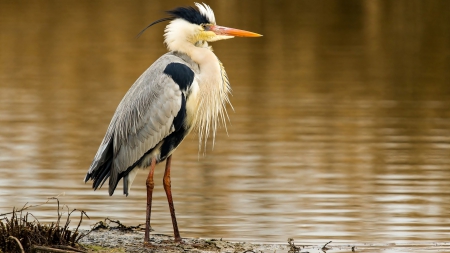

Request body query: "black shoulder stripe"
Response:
[172, 94, 187, 131]
[159, 97, 189, 162]
[163, 63, 194, 92]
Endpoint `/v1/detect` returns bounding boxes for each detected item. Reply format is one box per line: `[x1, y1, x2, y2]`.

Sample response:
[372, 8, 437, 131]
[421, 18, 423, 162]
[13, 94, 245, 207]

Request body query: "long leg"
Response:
[144, 158, 156, 244]
[163, 155, 182, 242]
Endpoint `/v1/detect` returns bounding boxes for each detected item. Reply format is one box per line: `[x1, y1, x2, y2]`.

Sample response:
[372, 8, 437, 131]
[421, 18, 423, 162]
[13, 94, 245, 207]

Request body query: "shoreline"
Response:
[79, 229, 314, 253]
[78, 229, 450, 253]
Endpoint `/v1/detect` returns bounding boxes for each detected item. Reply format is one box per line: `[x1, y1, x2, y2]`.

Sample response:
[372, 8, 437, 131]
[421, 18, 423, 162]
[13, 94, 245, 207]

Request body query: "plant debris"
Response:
[90, 218, 145, 232]
[288, 238, 302, 253]
[0, 197, 89, 253]
[321, 240, 332, 252]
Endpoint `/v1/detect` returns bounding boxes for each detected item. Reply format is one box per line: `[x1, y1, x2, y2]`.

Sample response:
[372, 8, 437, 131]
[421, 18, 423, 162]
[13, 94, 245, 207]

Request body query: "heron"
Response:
[84, 3, 261, 244]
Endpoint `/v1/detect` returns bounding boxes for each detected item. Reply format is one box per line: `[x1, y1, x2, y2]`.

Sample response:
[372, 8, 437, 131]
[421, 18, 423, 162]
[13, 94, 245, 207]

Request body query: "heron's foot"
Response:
[174, 236, 183, 243]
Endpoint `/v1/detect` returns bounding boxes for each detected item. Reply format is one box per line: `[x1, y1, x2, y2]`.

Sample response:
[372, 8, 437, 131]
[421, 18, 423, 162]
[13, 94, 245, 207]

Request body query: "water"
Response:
[1, 0, 450, 245]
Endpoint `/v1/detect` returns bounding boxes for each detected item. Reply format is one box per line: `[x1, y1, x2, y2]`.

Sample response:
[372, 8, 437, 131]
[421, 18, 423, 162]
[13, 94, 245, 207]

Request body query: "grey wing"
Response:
[85, 54, 189, 196]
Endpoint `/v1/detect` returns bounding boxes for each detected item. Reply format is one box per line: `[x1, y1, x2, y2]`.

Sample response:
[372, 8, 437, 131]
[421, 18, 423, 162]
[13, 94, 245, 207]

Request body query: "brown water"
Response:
[1, 0, 450, 245]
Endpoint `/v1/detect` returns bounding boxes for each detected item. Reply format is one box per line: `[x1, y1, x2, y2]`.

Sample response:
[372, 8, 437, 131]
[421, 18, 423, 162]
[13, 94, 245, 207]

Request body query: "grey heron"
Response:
[84, 3, 261, 244]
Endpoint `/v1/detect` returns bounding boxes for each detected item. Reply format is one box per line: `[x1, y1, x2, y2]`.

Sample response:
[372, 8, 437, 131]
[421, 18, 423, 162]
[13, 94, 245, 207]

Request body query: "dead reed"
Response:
[0, 197, 90, 253]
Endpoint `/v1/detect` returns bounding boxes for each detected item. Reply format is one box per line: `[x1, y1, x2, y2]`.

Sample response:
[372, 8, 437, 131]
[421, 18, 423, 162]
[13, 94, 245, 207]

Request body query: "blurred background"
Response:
[1, 0, 449, 244]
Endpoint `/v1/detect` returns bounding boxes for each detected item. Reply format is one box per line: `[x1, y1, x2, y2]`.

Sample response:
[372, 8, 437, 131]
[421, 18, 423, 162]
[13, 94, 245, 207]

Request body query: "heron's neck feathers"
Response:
[164, 19, 231, 150]
[193, 53, 232, 151]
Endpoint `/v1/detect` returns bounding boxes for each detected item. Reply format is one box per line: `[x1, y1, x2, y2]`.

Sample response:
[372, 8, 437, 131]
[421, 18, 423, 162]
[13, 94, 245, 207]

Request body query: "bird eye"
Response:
[202, 24, 209, 30]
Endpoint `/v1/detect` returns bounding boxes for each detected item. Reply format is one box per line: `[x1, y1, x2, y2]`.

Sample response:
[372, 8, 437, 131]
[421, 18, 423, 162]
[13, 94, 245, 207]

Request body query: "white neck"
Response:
[164, 19, 231, 149]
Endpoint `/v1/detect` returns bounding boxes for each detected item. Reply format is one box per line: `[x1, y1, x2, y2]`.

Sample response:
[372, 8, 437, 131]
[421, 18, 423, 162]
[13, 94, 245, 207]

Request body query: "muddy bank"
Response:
[79, 229, 450, 253]
[80, 229, 315, 253]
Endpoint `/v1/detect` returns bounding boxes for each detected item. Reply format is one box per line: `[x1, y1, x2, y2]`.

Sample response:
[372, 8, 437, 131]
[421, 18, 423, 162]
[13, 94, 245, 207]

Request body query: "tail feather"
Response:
[85, 138, 116, 194]
[93, 159, 112, 190]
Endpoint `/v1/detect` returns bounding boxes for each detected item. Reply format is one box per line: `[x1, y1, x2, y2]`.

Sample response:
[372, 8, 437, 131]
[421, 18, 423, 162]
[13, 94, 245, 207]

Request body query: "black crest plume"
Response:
[137, 6, 210, 38]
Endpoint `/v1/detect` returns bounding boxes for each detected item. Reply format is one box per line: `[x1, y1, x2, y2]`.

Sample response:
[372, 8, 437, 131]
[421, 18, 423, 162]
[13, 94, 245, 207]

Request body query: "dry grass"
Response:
[0, 197, 90, 253]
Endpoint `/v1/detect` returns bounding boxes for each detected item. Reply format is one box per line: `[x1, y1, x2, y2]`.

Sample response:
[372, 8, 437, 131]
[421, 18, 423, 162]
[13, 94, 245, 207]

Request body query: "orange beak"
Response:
[210, 25, 262, 37]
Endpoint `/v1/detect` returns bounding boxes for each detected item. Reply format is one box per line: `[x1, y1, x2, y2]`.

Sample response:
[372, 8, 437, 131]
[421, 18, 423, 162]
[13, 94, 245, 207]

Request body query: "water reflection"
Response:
[1, 0, 449, 244]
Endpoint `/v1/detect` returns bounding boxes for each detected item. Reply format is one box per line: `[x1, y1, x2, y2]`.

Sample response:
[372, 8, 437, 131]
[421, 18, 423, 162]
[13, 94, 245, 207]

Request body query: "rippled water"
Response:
[1, 0, 449, 245]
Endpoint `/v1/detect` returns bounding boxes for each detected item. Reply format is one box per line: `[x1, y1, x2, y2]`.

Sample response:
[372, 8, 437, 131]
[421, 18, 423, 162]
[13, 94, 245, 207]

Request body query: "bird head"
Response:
[138, 3, 262, 50]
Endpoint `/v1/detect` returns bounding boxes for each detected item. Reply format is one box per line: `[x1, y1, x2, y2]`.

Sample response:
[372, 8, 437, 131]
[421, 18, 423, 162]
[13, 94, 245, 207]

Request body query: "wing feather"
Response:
[85, 52, 197, 196]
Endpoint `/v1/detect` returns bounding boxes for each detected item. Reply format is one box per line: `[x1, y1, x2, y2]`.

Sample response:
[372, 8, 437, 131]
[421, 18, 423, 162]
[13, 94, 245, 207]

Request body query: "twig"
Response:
[53, 245, 87, 253]
[28, 212, 41, 226]
[73, 211, 89, 243]
[64, 207, 75, 231]
[322, 241, 332, 248]
[287, 238, 301, 253]
[321, 241, 332, 252]
[106, 218, 127, 229]
[9, 236, 25, 253]
[105, 217, 144, 231]
[0, 193, 65, 217]
[50, 197, 62, 229]
[90, 220, 109, 231]
[32, 245, 81, 253]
